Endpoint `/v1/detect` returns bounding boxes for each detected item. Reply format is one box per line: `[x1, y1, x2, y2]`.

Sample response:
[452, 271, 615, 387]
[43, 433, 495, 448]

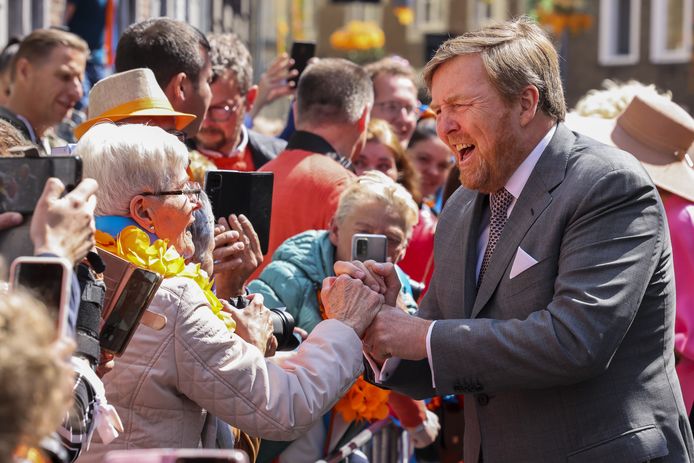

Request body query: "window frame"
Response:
[650, 0, 693, 64]
[598, 0, 642, 66]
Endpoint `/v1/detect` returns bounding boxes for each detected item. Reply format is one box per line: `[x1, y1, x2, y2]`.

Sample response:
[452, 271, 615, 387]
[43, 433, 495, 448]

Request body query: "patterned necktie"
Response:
[478, 188, 514, 287]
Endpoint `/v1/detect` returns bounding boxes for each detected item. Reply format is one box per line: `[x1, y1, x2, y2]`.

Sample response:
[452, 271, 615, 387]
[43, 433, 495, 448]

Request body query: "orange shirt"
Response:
[252, 149, 355, 278]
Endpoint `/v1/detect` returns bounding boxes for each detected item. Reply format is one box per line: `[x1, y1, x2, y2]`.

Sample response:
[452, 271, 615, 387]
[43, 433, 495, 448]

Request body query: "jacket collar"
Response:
[286, 130, 354, 172]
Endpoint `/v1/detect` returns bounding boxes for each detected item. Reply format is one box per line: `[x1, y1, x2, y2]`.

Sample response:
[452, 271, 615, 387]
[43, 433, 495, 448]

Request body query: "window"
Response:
[598, 0, 641, 65]
[415, 0, 447, 30]
[0, 0, 8, 45]
[651, 0, 692, 63]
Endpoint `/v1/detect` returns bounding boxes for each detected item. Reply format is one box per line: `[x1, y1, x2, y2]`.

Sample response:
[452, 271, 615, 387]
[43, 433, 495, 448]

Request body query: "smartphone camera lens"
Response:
[356, 238, 368, 259]
[206, 174, 222, 192]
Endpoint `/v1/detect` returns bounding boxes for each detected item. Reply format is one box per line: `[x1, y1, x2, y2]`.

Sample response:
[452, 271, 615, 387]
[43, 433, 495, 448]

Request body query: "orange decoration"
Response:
[334, 376, 391, 422]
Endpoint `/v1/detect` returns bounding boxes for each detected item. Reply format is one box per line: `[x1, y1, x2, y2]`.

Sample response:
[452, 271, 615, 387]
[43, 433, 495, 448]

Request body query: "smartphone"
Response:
[351, 233, 388, 263]
[103, 449, 249, 463]
[0, 156, 83, 263]
[9, 256, 73, 338]
[0, 155, 82, 214]
[98, 249, 163, 356]
[204, 170, 274, 255]
[289, 41, 316, 85]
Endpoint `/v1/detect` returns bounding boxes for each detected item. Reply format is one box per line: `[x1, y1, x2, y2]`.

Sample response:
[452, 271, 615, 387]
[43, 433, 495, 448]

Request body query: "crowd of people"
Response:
[0, 12, 692, 463]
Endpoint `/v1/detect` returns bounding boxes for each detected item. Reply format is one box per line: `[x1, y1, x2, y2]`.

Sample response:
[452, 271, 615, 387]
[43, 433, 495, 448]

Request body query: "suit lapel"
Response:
[460, 192, 486, 318]
[471, 124, 574, 318]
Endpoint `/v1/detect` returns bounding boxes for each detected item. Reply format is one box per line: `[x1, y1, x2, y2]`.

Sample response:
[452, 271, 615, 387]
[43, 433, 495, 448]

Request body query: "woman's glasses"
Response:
[140, 181, 202, 203]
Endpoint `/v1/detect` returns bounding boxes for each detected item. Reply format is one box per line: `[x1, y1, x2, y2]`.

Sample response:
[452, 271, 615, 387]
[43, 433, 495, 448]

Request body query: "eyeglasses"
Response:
[373, 101, 420, 119]
[207, 102, 242, 123]
[141, 181, 202, 203]
[166, 129, 187, 143]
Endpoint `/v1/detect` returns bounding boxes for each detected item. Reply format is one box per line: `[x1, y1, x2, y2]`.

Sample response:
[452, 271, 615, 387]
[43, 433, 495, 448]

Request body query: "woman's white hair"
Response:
[75, 123, 189, 216]
[335, 170, 419, 235]
[574, 79, 671, 119]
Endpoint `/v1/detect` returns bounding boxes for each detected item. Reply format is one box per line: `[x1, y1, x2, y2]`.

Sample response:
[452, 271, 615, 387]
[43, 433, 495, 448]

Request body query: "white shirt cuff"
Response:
[363, 351, 401, 383]
[426, 320, 437, 388]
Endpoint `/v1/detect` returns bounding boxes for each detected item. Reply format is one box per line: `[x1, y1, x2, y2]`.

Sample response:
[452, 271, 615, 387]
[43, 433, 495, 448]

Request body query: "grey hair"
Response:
[75, 123, 189, 216]
[296, 58, 374, 126]
[190, 190, 215, 266]
[335, 170, 419, 236]
[208, 33, 252, 94]
[423, 16, 566, 122]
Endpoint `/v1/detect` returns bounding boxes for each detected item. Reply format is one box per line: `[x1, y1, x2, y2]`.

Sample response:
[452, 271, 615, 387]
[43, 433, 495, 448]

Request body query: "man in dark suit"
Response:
[321, 17, 694, 462]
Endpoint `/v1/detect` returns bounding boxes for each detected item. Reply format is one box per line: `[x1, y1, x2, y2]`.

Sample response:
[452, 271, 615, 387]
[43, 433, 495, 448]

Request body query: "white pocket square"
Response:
[510, 247, 538, 279]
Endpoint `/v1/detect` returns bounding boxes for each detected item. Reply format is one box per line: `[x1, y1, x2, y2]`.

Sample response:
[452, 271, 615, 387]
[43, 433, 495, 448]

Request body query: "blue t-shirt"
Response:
[67, 0, 108, 63]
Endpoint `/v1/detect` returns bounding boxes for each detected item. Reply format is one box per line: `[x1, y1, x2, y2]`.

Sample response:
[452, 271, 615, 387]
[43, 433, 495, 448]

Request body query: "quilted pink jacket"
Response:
[78, 277, 363, 461]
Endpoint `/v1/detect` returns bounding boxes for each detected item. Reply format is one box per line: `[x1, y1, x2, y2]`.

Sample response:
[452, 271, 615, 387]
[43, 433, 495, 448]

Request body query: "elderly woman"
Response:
[74, 124, 380, 461]
[249, 171, 439, 461]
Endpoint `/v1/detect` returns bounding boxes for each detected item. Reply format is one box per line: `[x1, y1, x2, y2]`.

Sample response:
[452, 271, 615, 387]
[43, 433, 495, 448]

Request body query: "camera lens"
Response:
[268, 308, 300, 351]
[356, 238, 368, 259]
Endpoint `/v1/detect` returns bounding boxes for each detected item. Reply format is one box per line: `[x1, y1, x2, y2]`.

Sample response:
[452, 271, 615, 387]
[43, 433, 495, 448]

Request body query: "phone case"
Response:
[0, 156, 83, 264]
[289, 41, 316, 84]
[351, 233, 388, 263]
[103, 449, 249, 463]
[98, 249, 163, 356]
[204, 170, 274, 254]
[9, 256, 73, 338]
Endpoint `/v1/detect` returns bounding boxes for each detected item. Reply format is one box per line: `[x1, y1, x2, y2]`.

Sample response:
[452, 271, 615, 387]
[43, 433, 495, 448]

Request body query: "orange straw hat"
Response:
[74, 68, 196, 139]
[566, 94, 694, 202]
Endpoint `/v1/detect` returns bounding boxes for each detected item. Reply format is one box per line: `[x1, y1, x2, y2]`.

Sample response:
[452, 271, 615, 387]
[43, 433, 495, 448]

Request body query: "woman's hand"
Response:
[213, 214, 263, 299]
[96, 350, 115, 378]
[226, 294, 277, 357]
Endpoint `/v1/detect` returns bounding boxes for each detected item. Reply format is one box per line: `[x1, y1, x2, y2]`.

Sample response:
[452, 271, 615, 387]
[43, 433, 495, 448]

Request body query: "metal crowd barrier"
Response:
[317, 419, 413, 463]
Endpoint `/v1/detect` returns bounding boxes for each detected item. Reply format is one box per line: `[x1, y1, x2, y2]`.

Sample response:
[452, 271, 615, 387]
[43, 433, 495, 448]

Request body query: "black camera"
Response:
[268, 308, 301, 351]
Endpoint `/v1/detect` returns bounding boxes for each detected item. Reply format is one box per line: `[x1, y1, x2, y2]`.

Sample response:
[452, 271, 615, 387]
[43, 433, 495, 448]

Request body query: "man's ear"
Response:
[245, 85, 258, 112]
[292, 99, 299, 128]
[14, 57, 32, 84]
[328, 217, 339, 246]
[518, 85, 540, 127]
[129, 195, 155, 233]
[358, 105, 370, 133]
[164, 72, 188, 108]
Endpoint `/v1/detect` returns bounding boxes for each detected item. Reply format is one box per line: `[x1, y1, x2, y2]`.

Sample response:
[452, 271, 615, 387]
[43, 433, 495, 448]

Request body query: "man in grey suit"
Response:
[320, 17, 694, 462]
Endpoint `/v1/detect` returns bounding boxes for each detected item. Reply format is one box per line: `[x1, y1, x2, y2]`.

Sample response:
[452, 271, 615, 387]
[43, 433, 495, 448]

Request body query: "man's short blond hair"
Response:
[423, 16, 566, 122]
[11, 28, 88, 81]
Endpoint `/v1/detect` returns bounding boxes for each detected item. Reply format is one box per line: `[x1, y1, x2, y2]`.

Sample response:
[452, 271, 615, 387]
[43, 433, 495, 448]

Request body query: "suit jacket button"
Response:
[476, 394, 490, 406]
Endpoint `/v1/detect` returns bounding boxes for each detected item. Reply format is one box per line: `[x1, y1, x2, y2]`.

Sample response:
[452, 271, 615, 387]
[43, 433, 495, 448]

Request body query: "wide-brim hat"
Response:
[74, 68, 196, 139]
[565, 94, 694, 202]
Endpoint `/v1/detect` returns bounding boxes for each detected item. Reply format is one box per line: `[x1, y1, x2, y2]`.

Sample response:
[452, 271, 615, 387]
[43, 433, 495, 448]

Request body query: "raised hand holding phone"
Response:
[30, 177, 98, 265]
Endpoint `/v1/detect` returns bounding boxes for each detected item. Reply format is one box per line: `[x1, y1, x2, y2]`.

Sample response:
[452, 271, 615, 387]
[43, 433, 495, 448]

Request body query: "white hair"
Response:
[75, 123, 189, 216]
[335, 170, 419, 235]
[574, 79, 672, 119]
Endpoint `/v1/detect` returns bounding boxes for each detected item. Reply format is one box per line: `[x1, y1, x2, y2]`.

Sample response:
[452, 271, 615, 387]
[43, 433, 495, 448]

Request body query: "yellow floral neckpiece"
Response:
[95, 225, 235, 331]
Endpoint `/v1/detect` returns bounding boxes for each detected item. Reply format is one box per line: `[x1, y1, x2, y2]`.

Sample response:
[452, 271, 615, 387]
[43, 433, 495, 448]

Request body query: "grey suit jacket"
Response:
[382, 124, 694, 462]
